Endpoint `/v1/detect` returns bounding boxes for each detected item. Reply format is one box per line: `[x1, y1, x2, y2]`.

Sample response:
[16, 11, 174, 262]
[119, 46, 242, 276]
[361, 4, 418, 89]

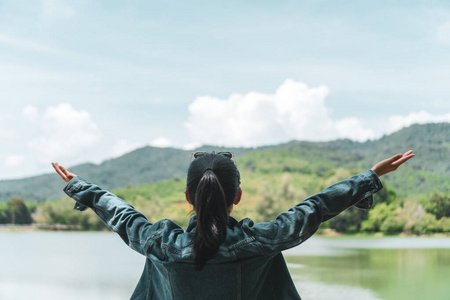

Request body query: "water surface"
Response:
[1, 232, 449, 300]
[284, 236, 450, 300]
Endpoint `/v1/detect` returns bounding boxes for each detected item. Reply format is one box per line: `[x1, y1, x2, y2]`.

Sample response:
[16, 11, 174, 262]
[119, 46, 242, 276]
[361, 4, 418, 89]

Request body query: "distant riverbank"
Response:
[316, 228, 450, 238]
[0, 224, 91, 231]
[2, 224, 450, 238]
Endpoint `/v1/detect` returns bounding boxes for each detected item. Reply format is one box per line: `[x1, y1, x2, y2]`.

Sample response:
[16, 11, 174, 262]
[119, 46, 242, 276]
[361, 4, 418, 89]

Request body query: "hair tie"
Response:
[204, 168, 213, 173]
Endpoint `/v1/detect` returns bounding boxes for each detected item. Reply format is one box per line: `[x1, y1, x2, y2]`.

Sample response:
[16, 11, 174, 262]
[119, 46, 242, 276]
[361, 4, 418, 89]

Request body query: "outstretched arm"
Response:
[51, 162, 165, 257]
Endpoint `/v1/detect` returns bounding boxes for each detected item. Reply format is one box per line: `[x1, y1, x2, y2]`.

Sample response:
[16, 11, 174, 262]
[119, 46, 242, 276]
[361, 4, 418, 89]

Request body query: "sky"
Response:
[0, 0, 449, 180]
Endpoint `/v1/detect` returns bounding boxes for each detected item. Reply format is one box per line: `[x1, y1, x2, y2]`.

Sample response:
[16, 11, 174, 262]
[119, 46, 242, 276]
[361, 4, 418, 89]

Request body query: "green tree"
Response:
[438, 217, 450, 232]
[379, 215, 404, 234]
[256, 184, 279, 222]
[4, 197, 33, 224]
[255, 174, 308, 223]
[373, 186, 397, 206]
[37, 198, 105, 230]
[0, 203, 8, 224]
[412, 213, 439, 234]
[401, 201, 425, 234]
[360, 203, 395, 232]
[426, 193, 450, 220]
[328, 207, 367, 233]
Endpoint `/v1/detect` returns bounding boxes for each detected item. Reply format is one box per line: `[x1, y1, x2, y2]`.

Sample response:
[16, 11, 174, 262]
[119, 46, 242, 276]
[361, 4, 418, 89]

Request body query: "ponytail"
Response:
[192, 170, 228, 271]
[186, 153, 240, 271]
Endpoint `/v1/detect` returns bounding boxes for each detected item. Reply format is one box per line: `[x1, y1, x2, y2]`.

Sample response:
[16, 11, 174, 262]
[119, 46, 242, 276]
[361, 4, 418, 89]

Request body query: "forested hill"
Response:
[0, 146, 253, 202]
[0, 122, 448, 203]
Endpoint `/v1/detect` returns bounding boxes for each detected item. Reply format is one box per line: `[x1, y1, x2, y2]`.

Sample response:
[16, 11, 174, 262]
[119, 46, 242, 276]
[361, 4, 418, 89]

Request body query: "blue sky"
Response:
[0, 0, 449, 179]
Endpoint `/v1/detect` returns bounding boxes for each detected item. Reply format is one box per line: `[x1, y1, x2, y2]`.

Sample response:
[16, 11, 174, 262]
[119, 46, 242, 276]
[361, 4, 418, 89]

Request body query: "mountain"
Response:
[0, 146, 254, 203]
[0, 123, 448, 203]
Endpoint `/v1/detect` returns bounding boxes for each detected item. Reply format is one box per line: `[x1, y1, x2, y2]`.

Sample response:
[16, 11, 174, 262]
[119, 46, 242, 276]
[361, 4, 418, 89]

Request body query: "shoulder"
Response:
[153, 218, 186, 237]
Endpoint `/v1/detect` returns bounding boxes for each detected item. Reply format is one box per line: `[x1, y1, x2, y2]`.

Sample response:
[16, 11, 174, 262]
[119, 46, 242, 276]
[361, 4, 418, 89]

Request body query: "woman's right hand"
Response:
[371, 150, 415, 177]
[52, 162, 77, 182]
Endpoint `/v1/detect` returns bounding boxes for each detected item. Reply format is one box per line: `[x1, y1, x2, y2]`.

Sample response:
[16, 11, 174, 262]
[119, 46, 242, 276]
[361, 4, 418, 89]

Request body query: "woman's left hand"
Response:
[52, 162, 77, 183]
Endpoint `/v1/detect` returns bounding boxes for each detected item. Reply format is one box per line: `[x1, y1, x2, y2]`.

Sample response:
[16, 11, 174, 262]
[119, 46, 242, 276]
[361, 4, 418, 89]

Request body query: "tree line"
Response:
[1, 179, 449, 235]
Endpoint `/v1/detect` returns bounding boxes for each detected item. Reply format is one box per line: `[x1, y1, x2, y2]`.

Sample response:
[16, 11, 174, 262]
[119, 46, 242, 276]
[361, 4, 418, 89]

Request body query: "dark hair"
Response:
[186, 153, 240, 271]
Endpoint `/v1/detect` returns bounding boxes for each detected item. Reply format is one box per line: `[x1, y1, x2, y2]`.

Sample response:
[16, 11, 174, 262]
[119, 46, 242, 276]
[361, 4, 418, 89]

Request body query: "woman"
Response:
[52, 150, 414, 300]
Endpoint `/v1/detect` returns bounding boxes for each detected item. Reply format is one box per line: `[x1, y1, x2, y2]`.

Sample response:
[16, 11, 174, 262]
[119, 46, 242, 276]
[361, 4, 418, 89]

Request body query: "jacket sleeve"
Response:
[248, 169, 382, 255]
[64, 176, 161, 256]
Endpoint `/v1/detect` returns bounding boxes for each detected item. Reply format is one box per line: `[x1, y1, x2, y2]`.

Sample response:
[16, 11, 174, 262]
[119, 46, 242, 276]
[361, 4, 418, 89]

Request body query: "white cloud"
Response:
[335, 118, 376, 142]
[182, 143, 201, 151]
[111, 139, 143, 158]
[22, 105, 38, 120]
[4, 155, 23, 167]
[185, 79, 374, 146]
[150, 137, 172, 148]
[184, 79, 450, 147]
[28, 103, 101, 163]
[388, 110, 450, 133]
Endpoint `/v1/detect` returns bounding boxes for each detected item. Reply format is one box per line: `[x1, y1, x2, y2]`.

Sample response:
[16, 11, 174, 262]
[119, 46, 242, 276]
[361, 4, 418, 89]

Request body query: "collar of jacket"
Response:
[185, 216, 239, 232]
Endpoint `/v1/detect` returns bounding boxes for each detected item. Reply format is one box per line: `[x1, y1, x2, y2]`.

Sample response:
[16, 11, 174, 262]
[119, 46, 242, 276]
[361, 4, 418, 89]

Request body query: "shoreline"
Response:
[1, 224, 450, 237]
[316, 228, 450, 238]
[0, 224, 96, 232]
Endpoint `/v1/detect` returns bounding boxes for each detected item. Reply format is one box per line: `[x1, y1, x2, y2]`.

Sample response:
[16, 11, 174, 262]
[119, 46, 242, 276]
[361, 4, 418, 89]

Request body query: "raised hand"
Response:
[52, 162, 77, 183]
[371, 150, 415, 177]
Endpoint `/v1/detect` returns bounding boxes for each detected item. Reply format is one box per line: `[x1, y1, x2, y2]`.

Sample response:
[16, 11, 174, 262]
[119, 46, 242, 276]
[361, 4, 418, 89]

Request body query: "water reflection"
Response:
[284, 237, 450, 300]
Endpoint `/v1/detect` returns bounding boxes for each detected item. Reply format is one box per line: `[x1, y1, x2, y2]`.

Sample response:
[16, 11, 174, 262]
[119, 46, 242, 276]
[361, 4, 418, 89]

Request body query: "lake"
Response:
[1, 232, 449, 300]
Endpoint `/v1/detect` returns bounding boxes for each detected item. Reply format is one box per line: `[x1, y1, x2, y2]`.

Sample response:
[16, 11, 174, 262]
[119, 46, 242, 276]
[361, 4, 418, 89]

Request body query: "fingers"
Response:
[390, 150, 414, 168]
[393, 152, 415, 166]
[388, 153, 403, 162]
[51, 162, 74, 182]
[52, 162, 66, 179]
[403, 150, 413, 156]
[59, 165, 70, 176]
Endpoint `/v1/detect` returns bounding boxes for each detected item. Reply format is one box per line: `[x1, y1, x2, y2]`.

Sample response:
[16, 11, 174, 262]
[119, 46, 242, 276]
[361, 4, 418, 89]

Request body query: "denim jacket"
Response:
[64, 170, 382, 300]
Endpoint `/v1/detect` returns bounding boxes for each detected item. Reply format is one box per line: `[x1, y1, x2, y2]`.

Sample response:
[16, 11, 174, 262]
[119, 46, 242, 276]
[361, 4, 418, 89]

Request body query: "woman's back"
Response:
[130, 217, 301, 300]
